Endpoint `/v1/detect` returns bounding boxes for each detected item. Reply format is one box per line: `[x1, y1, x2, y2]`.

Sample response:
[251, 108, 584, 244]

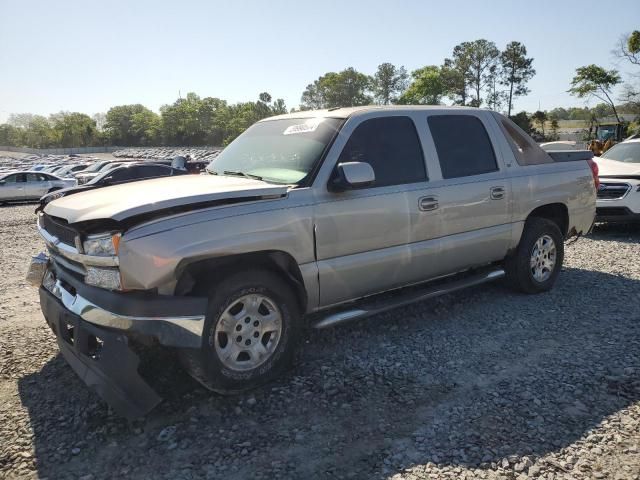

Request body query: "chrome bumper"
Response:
[28, 255, 207, 348]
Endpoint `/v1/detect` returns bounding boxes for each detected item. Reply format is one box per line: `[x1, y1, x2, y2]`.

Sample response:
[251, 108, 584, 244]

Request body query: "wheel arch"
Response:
[175, 250, 308, 312]
[526, 203, 570, 238]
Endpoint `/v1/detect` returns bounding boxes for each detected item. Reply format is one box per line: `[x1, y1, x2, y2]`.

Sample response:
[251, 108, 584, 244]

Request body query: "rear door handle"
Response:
[490, 186, 505, 200]
[419, 196, 439, 211]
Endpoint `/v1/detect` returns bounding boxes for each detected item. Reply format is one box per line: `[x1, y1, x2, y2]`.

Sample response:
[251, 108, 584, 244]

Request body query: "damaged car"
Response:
[28, 106, 597, 417]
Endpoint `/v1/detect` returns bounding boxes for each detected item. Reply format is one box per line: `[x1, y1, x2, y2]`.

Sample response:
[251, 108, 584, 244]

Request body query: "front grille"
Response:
[597, 182, 631, 200]
[596, 207, 632, 216]
[41, 214, 78, 247]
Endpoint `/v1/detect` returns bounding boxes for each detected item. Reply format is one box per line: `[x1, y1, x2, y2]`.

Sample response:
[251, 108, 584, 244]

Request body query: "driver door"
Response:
[314, 115, 435, 307]
[0, 173, 27, 200]
[25, 173, 51, 199]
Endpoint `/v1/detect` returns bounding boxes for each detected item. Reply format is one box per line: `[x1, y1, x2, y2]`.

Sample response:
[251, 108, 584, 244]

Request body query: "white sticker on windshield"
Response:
[283, 118, 325, 135]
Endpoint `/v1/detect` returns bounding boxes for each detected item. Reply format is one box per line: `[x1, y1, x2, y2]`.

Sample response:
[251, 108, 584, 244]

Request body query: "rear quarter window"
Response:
[494, 113, 553, 166]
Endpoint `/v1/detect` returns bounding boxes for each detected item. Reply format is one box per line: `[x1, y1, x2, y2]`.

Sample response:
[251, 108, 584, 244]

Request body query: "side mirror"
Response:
[329, 162, 375, 192]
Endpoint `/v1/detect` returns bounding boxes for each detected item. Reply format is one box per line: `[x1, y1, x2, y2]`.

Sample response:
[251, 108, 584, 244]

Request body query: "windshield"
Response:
[601, 142, 640, 163]
[207, 117, 343, 184]
[55, 165, 78, 176]
[87, 168, 115, 184]
[83, 161, 109, 173]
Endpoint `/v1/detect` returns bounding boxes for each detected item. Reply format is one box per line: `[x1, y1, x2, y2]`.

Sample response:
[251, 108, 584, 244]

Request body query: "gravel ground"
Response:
[0, 204, 639, 480]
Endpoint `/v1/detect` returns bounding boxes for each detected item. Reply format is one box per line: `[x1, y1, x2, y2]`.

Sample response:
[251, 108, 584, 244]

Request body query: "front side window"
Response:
[337, 116, 427, 187]
[208, 118, 343, 185]
[428, 115, 498, 179]
[2, 174, 20, 183]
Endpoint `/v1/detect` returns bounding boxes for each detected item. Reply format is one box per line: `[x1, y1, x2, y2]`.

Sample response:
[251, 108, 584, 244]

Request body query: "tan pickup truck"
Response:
[29, 106, 597, 417]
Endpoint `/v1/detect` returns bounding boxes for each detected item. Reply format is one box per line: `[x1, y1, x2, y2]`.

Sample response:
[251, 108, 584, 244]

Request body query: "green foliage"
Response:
[0, 124, 21, 146]
[1, 92, 287, 149]
[549, 119, 560, 141]
[398, 66, 446, 105]
[443, 45, 472, 105]
[569, 65, 622, 122]
[300, 68, 372, 109]
[531, 110, 548, 137]
[630, 31, 640, 54]
[500, 41, 535, 116]
[372, 63, 409, 105]
[50, 112, 100, 148]
[510, 112, 533, 134]
[105, 104, 160, 146]
[463, 39, 500, 107]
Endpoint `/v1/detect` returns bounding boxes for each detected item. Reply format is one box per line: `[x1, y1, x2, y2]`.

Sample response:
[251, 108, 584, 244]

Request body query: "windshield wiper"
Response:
[223, 170, 264, 181]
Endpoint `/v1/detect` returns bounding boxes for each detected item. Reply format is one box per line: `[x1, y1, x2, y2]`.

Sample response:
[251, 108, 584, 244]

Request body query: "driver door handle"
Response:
[419, 196, 439, 211]
[490, 186, 505, 200]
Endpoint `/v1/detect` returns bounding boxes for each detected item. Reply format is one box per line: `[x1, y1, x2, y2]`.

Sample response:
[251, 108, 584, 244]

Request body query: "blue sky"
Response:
[1, 0, 639, 122]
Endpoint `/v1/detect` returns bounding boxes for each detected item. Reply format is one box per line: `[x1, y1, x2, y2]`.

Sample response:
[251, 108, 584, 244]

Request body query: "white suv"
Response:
[594, 139, 640, 223]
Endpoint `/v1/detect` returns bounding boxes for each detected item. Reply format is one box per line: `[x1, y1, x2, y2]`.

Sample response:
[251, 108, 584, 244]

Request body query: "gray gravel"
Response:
[0, 204, 639, 480]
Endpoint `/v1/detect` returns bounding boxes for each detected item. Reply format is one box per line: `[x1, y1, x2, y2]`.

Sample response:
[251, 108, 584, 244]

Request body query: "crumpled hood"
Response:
[44, 174, 288, 223]
[595, 157, 640, 177]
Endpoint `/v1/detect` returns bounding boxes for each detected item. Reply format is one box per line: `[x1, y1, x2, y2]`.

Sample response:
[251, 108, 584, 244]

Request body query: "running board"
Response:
[312, 268, 505, 329]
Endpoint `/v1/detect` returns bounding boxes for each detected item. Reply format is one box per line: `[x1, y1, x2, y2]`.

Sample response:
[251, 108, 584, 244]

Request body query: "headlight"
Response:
[83, 233, 121, 257]
[85, 266, 122, 290]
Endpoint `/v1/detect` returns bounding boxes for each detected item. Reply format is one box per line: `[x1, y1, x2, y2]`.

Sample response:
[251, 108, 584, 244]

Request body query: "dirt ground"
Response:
[0, 204, 639, 480]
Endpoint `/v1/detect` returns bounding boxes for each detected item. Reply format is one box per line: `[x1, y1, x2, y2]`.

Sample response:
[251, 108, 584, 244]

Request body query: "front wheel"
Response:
[505, 217, 564, 294]
[179, 269, 302, 394]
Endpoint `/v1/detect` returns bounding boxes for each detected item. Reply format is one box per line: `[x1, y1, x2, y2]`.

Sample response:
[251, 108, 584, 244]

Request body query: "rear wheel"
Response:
[179, 269, 301, 394]
[505, 217, 564, 294]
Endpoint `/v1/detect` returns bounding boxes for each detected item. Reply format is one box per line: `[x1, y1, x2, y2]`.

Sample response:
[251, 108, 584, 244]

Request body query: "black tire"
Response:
[179, 269, 302, 394]
[505, 217, 564, 294]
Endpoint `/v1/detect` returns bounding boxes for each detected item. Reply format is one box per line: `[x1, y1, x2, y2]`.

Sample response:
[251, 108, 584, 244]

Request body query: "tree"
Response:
[531, 110, 548, 138]
[443, 44, 473, 105]
[464, 39, 500, 107]
[105, 104, 160, 146]
[615, 30, 640, 66]
[500, 41, 536, 116]
[0, 124, 19, 146]
[569, 65, 622, 123]
[511, 111, 533, 134]
[372, 63, 409, 104]
[23, 115, 54, 148]
[397, 66, 446, 105]
[486, 64, 507, 111]
[300, 68, 372, 109]
[550, 119, 560, 141]
[49, 112, 99, 147]
[92, 113, 107, 131]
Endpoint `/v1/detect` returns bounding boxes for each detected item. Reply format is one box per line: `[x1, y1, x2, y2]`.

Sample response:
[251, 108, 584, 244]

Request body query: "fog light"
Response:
[85, 267, 121, 290]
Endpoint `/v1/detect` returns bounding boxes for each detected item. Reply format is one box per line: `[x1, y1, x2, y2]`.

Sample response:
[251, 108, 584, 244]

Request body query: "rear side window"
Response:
[428, 115, 498, 179]
[495, 114, 553, 166]
[106, 168, 135, 183]
[338, 116, 427, 187]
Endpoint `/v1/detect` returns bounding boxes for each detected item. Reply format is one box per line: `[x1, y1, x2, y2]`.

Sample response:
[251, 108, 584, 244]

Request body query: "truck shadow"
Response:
[17, 267, 640, 479]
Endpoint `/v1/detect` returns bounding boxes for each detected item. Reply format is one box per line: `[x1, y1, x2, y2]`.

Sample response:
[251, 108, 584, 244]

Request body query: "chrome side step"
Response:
[312, 267, 505, 329]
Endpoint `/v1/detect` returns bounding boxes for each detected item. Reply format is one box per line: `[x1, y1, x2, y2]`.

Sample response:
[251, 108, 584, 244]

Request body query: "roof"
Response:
[260, 105, 484, 121]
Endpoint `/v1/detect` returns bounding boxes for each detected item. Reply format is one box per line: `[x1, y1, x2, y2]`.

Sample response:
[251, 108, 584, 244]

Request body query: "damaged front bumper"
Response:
[29, 255, 208, 418]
